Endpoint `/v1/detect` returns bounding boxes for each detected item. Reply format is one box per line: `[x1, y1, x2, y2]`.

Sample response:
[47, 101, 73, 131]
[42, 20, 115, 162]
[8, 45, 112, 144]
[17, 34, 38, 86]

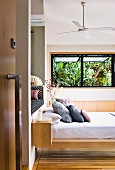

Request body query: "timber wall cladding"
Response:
[73, 100, 115, 112]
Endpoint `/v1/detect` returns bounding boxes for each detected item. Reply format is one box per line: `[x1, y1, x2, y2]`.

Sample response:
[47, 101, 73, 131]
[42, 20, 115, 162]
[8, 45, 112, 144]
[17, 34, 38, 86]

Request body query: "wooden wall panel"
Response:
[73, 101, 115, 112]
[73, 101, 83, 110]
[98, 101, 115, 112]
[82, 101, 99, 112]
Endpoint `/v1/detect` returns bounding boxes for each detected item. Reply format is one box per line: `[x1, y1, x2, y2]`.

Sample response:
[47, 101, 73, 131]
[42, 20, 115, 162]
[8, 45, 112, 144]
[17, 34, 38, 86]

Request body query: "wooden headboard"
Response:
[73, 100, 115, 112]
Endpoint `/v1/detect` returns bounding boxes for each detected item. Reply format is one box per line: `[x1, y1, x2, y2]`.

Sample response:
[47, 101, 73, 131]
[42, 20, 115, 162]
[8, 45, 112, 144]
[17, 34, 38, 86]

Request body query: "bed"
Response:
[52, 112, 115, 139]
[31, 111, 115, 150]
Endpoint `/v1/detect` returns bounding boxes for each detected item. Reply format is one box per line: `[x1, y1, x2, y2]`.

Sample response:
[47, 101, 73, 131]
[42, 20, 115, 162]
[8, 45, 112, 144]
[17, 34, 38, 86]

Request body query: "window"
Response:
[51, 53, 115, 87]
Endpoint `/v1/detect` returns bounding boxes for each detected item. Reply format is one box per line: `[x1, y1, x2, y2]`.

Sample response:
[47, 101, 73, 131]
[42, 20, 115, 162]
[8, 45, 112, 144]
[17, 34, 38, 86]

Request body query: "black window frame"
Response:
[51, 53, 115, 87]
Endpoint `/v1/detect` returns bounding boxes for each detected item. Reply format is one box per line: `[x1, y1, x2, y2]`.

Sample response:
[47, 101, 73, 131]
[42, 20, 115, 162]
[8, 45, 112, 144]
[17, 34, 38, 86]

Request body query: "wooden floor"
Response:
[33, 149, 115, 170]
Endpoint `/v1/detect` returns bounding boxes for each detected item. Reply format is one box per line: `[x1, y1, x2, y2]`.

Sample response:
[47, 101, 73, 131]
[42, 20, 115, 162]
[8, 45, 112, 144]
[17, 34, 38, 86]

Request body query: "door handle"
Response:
[7, 74, 22, 170]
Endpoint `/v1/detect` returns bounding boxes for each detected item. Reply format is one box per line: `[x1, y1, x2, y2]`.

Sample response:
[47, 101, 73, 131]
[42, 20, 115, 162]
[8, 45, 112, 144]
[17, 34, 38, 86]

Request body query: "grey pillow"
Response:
[52, 101, 72, 123]
[68, 105, 84, 123]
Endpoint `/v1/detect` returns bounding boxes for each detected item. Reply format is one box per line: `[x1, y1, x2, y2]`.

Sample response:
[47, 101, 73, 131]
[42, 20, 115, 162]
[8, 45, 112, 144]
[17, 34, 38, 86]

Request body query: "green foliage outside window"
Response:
[53, 61, 81, 86]
[52, 55, 112, 87]
[83, 58, 112, 86]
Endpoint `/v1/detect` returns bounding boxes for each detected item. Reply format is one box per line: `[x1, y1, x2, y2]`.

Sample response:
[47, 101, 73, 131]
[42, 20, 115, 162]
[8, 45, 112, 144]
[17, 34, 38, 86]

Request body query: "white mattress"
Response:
[52, 112, 115, 139]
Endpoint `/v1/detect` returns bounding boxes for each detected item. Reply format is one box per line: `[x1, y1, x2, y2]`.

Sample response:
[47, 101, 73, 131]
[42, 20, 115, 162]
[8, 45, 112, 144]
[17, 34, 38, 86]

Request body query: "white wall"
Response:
[31, 26, 45, 83]
[46, 45, 115, 102]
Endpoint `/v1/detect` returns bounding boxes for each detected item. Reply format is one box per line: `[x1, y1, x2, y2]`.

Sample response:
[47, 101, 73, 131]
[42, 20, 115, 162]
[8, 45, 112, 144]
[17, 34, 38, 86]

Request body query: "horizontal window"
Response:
[51, 53, 115, 87]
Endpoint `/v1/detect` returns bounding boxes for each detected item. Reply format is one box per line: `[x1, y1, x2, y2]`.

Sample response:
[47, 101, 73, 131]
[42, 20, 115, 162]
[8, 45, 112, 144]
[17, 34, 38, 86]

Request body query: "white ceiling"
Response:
[43, 0, 115, 45]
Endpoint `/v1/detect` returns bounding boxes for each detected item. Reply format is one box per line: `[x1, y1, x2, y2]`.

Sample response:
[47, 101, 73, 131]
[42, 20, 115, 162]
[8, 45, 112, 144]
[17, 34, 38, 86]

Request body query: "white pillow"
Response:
[52, 119, 61, 125]
[43, 111, 62, 125]
[31, 75, 43, 86]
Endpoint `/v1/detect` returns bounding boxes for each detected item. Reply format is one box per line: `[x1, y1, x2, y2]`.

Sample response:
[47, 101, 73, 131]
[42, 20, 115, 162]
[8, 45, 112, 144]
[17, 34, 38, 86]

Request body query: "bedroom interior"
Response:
[30, 0, 115, 170]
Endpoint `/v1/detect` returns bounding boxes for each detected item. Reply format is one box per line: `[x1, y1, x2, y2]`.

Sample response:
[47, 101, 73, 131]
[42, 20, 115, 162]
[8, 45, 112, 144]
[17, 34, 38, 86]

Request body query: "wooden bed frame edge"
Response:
[48, 138, 115, 150]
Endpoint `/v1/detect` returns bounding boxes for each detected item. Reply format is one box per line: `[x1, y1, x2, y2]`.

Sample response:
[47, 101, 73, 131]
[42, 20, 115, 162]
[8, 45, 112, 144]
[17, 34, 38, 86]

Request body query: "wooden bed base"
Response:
[31, 119, 115, 151]
[50, 138, 115, 150]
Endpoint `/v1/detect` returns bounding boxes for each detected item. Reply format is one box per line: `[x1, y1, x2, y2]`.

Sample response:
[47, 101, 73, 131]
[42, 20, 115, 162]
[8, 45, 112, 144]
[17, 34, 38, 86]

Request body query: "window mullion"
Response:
[81, 56, 83, 86]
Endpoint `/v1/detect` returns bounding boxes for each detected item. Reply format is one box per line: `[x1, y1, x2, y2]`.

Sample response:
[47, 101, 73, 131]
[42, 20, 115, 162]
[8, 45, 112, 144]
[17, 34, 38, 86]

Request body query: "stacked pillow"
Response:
[31, 86, 43, 100]
[51, 98, 91, 123]
[67, 105, 84, 122]
[43, 98, 91, 124]
[31, 89, 39, 100]
[52, 101, 72, 123]
[56, 97, 71, 107]
[81, 109, 91, 122]
[43, 108, 62, 125]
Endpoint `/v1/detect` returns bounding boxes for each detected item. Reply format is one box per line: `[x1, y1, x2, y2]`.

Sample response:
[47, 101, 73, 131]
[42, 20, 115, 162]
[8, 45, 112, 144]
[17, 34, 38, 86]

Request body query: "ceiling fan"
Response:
[58, 2, 115, 34]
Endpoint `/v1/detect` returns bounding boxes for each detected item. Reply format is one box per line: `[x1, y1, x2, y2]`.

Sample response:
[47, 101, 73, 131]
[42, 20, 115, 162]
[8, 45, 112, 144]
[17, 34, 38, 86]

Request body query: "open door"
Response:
[0, 0, 22, 170]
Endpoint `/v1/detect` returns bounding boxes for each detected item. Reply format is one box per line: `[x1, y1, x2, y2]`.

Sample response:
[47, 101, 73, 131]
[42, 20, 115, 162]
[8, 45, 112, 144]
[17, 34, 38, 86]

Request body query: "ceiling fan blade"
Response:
[57, 30, 78, 34]
[72, 21, 84, 30]
[86, 27, 115, 31]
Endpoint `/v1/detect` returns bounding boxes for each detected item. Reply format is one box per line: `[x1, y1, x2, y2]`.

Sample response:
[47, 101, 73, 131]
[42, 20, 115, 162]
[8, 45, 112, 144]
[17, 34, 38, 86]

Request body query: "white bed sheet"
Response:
[52, 112, 115, 139]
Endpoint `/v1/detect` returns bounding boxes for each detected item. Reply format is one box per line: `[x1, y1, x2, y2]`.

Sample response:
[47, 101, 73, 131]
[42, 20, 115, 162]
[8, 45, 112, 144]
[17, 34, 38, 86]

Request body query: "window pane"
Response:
[52, 57, 81, 87]
[83, 57, 112, 86]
